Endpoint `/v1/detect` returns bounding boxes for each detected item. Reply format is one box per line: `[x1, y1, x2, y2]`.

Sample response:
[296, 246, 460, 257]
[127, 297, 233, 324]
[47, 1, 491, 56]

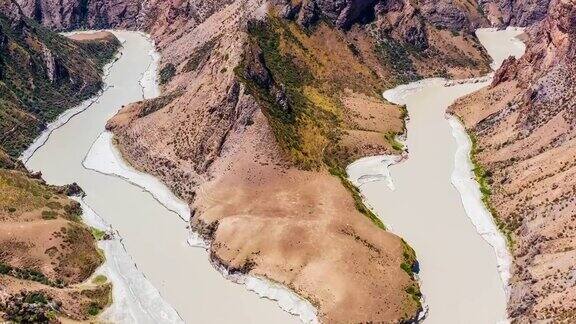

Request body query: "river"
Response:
[347, 28, 526, 323]
[25, 31, 296, 324]
[24, 28, 526, 323]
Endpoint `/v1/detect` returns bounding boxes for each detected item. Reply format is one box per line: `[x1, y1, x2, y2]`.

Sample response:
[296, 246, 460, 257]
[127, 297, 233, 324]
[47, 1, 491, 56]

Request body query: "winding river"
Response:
[23, 28, 526, 323]
[24, 31, 296, 324]
[348, 28, 526, 323]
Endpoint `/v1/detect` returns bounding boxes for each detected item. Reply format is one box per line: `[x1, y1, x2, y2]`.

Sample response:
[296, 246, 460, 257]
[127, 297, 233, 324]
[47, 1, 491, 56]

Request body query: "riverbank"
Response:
[73, 197, 183, 323]
[84, 130, 318, 323]
[347, 28, 526, 323]
[24, 30, 299, 323]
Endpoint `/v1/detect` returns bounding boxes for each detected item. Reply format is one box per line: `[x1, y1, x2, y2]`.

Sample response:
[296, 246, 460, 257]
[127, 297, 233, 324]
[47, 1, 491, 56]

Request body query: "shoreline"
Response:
[446, 116, 512, 292]
[72, 197, 184, 323]
[346, 27, 526, 323]
[84, 130, 319, 324]
[21, 30, 184, 323]
[19, 36, 124, 164]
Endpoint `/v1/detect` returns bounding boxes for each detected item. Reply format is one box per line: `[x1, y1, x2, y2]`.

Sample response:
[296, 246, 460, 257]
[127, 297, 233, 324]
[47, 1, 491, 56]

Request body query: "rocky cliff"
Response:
[450, 0, 576, 321]
[480, 0, 551, 26]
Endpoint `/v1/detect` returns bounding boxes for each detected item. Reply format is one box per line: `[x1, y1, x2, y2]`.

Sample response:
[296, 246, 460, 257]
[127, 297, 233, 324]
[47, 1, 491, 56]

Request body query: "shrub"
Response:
[159, 63, 176, 85]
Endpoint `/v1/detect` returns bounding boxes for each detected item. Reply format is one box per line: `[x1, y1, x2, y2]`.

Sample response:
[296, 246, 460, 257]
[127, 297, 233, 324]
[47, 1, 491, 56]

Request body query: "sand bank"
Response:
[83, 131, 190, 221]
[447, 117, 512, 290]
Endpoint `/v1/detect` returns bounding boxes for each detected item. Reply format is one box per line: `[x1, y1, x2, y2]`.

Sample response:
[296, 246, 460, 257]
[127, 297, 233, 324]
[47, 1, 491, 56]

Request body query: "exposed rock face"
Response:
[16, 0, 141, 30]
[450, 0, 576, 321]
[419, 0, 489, 32]
[480, 0, 551, 26]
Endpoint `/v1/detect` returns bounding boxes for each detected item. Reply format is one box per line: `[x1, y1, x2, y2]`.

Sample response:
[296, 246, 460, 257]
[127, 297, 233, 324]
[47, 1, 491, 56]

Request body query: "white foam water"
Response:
[447, 116, 512, 293]
[73, 197, 183, 324]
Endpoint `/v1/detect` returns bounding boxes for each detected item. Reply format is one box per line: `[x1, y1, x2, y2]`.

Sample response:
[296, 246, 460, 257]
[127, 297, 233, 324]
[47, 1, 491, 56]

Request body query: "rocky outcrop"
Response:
[16, 0, 142, 30]
[480, 0, 551, 26]
[450, 0, 576, 321]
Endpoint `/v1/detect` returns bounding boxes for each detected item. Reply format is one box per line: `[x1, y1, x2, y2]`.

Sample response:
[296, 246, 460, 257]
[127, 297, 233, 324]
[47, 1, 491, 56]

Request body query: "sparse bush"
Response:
[159, 63, 176, 85]
[1, 291, 60, 323]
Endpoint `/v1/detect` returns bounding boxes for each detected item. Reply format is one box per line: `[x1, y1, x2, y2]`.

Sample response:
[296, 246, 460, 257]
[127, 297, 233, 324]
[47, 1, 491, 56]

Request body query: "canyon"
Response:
[1, 0, 575, 322]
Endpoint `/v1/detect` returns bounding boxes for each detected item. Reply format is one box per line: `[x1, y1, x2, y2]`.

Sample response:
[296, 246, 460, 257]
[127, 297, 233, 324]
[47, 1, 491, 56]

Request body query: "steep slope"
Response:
[450, 0, 576, 321]
[0, 0, 120, 156]
[100, 0, 496, 322]
[479, 0, 551, 26]
[0, 0, 120, 321]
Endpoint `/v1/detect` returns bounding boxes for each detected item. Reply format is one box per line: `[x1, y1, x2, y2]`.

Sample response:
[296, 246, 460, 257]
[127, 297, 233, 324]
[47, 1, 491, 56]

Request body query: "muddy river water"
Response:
[347, 28, 526, 323]
[25, 27, 526, 323]
[25, 30, 296, 324]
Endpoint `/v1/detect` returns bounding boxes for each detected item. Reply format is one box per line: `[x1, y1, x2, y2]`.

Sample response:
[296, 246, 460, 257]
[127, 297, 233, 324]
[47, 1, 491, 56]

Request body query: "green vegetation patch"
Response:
[1, 291, 61, 323]
[60, 224, 105, 280]
[384, 131, 405, 152]
[374, 36, 420, 85]
[90, 227, 107, 241]
[75, 33, 122, 69]
[236, 17, 341, 170]
[0, 169, 66, 217]
[0, 262, 64, 288]
[82, 283, 112, 317]
[399, 239, 422, 310]
[92, 274, 108, 285]
[468, 131, 515, 247]
[159, 63, 176, 85]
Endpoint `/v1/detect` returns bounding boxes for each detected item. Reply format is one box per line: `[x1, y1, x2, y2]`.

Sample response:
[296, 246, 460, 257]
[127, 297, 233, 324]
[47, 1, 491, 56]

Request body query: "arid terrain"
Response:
[2, 0, 575, 322]
[0, 0, 120, 321]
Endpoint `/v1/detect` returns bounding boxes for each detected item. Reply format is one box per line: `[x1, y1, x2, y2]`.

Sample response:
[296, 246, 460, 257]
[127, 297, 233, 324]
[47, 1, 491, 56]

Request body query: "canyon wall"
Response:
[450, 0, 576, 321]
[480, 0, 551, 26]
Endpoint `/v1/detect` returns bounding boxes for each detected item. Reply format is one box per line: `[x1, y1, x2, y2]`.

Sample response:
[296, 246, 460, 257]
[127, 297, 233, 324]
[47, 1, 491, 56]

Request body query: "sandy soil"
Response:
[68, 31, 114, 41]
